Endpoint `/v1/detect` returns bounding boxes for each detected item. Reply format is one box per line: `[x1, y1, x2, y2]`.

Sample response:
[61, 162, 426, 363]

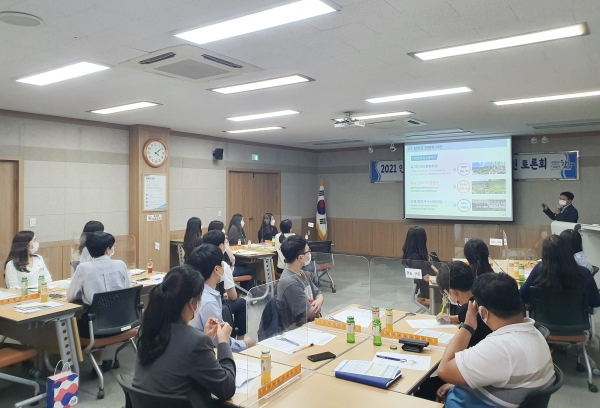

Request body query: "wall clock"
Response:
[143, 139, 168, 168]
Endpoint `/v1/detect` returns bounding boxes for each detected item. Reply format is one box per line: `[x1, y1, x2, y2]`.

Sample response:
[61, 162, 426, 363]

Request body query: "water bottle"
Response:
[261, 350, 271, 385]
[347, 316, 355, 344]
[21, 277, 28, 296]
[373, 318, 382, 346]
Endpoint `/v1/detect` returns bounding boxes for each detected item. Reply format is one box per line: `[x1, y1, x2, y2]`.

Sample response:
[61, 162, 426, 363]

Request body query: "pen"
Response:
[376, 355, 404, 362]
[293, 343, 314, 353]
[328, 317, 342, 322]
[277, 337, 300, 347]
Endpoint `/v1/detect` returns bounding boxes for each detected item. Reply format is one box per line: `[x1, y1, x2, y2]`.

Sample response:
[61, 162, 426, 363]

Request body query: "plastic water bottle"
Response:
[385, 308, 393, 331]
[261, 350, 271, 385]
[147, 259, 153, 274]
[21, 277, 28, 296]
[347, 316, 355, 344]
[373, 318, 382, 346]
[40, 282, 48, 303]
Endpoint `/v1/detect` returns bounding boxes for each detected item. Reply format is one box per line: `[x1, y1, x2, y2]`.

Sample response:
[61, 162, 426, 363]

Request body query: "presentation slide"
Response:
[404, 138, 513, 222]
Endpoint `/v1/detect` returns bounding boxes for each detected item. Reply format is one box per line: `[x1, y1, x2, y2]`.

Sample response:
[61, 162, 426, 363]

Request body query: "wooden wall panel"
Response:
[371, 222, 394, 256]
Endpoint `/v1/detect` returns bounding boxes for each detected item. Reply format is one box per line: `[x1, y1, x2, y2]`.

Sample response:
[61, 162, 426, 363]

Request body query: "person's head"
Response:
[559, 191, 574, 207]
[186, 243, 225, 286]
[464, 238, 494, 278]
[261, 213, 274, 228]
[229, 213, 244, 232]
[86, 231, 115, 258]
[402, 226, 428, 260]
[437, 261, 474, 306]
[202, 230, 226, 253]
[4, 231, 38, 271]
[183, 217, 202, 251]
[560, 229, 583, 253]
[537, 234, 584, 290]
[136, 265, 204, 366]
[279, 219, 293, 243]
[208, 220, 225, 233]
[472, 272, 523, 330]
[79, 220, 104, 254]
[280, 235, 310, 269]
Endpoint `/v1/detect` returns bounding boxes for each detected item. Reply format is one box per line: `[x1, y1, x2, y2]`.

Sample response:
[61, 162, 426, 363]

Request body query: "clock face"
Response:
[144, 140, 168, 168]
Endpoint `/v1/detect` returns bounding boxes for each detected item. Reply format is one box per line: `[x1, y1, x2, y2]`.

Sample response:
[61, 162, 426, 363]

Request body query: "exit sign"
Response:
[252, 154, 259, 161]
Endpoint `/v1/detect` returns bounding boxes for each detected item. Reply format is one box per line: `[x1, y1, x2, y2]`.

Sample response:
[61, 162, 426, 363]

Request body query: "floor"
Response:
[1, 254, 599, 407]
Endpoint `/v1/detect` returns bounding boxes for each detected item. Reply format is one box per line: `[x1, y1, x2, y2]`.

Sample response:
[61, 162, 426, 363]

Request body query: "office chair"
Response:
[308, 240, 335, 293]
[0, 345, 41, 407]
[412, 282, 430, 314]
[118, 374, 193, 408]
[518, 364, 564, 408]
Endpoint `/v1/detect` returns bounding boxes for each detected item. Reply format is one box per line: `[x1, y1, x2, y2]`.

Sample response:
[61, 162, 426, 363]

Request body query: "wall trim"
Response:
[0, 109, 129, 130]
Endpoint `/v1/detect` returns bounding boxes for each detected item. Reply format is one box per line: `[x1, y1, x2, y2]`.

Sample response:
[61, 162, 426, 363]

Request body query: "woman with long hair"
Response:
[463, 238, 494, 278]
[72, 220, 104, 273]
[227, 213, 246, 246]
[402, 226, 437, 306]
[521, 235, 600, 307]
[182, 217, 202, 262]
[257, 213, 278, 242]
[4, 231, 52, 289]
[133, 265, 236, 407]
[560, 229, 594, 272]
[275, 219, 294, 270]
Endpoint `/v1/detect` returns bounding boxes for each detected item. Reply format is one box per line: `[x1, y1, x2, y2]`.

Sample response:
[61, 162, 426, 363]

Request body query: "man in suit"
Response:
[542, 191, 579, 223]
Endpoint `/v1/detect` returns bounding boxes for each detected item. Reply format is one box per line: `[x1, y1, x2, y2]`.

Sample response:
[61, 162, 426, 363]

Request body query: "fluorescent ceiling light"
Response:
[225, 127, 284, 134]
[335, 111, 413, 121]
[403, 129, 472, 137]
[90, 102, 160, 115]
[413, 23, 588, 61]
[366, 87, 472, 104]
[209, 74, 313, 94]
[227, 110, 299, 121]
[493, 90, 600, 106]
[16, 62, 110, 86]
[175, 0, 337, 45]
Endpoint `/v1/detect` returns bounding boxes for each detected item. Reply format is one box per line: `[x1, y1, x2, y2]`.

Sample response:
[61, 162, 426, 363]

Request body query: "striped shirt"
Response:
[447, 318, 555, 408]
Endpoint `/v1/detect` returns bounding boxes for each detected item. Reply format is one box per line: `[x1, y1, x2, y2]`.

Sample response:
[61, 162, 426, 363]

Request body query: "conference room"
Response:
[1, 1, 600, 407]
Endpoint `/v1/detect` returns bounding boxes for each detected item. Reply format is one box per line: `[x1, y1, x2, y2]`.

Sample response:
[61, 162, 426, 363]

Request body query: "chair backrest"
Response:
[593, 265, 599, 277]
[529, 286, 590, 334]
[88, 287, 143, 337]
[117, 374, 193, 408]
[518, 365, 564, 408]
[258, 296, 284, 341]
[308, 240, 332, 253]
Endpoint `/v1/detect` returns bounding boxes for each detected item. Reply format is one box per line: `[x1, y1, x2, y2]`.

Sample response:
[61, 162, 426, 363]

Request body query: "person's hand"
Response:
[436, 314, 452, 324]
[312, 298, 323, 315]
[216, 322, 233, 344]
[436, 383, 455, 402]
[465, 300, 478, 330]
[541, 203, 549, 211]
[243, 337, 256, 348]
[222, 292, 228, 300]
[204, 317, 219, 340]
[554, 207, 561, 215]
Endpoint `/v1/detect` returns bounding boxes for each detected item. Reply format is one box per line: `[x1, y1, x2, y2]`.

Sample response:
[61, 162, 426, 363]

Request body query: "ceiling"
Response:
[0, 0, 599, 150]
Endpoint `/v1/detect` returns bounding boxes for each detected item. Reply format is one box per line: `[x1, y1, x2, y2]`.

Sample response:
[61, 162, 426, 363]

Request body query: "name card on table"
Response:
[258, 364, 302, 399]
[0, 293, 40, 305]
[381, 330, 438, 346]
[405, 268, 422, 279]
[314, 318, 362, 333]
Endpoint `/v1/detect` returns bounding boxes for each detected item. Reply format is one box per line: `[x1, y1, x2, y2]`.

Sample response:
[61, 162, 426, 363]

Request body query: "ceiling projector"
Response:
[334, 112, 365, 128]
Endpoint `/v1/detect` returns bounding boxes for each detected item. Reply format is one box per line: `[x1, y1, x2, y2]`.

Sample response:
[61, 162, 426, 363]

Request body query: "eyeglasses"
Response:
[301, 250, 312, 255]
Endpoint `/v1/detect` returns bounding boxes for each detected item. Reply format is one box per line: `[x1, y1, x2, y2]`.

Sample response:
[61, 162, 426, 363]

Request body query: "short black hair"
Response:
[472, 273, 523, 319]
[437, 261, 474, 292]
[280, 235, 307, 264]
[203, 230, 225, 247]
[208, 220, 224, 232]
[186, 244, 223, 281]
[561, 191, 574, 201]
[559, 229, 583, 253]
[86, 231, 115, 258]
[280, 219, 293, 234]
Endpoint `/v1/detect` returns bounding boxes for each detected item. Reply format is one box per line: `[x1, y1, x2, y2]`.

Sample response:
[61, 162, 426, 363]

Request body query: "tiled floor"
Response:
[1, 255, 599, 407]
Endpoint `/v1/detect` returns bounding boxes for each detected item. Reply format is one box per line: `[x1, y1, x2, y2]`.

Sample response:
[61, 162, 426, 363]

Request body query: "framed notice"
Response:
[370, 160, 404, 183]
[512, 151, 579, 180]
[143, 174, 167, 211]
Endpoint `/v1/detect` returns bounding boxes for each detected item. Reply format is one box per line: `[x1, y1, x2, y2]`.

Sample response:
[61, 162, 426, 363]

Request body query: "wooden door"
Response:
[0, 161, 18, 288]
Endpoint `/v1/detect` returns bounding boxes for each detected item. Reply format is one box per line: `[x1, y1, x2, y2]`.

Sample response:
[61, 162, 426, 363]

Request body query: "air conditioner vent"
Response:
[298, 138, 365, 146]
[404, 118, 428, 126]
[201, 54, 242, 68]
[139, 52, 176, 64]
[367, 117, 428, 130]
[527, 119, 600, 130]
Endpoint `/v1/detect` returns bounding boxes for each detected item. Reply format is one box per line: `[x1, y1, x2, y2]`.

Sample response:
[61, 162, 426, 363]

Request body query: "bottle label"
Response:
[347, 323, 355, 334]
[372, 325, 381, 337]
[386, 314, 393, 325]
[261, 358, 271, 372]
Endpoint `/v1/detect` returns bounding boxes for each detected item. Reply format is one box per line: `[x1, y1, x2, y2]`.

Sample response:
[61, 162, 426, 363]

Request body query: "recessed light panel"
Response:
[210, 74, 313, 94]
[335, 111, 413, 121]
[17, 62, 110, 86]
[366, 87, 472, 104]
[227, 110, 299, 121]
[225, 127, 284, 133]
[90, 102, 160, 115]
[493, 90, 600, 106]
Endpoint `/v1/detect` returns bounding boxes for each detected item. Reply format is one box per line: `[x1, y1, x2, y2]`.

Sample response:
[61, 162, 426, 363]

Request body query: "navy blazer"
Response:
[544, 205, 578, 223]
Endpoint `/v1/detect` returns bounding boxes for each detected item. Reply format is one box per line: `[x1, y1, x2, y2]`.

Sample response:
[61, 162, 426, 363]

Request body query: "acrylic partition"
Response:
[369, 258, 450, 318]
[452, 223, 510, 272]
[502, 225, 549, 282]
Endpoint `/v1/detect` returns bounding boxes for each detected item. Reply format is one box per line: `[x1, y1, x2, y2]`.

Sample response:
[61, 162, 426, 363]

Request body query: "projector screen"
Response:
[404, 138, 513, 222]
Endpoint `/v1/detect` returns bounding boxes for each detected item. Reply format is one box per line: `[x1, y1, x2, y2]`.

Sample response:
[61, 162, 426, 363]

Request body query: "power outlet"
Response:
[155, 242, 160, 250]
[29, 218, 36, 227]
[218, 210, 222, 216]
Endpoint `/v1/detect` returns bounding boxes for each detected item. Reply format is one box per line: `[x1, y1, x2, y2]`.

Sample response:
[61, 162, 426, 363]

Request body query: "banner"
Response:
[370, 160, 404, 182]
[317, 178, 327, 240]
[513, 151, 578, 180]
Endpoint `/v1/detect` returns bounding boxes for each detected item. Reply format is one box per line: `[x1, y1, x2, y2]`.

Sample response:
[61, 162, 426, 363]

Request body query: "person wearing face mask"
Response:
[207, 220, 235, 267]
[276, 235, 324, 329]
[257, 213, 278, 242]
[133, 265, 236, 407]
[541, 191, 578, 223]
[227, 213, 246, 246]
[187, 243, 255, 352]
[4, 230, 52, 289]
[435, 273, 555, 407]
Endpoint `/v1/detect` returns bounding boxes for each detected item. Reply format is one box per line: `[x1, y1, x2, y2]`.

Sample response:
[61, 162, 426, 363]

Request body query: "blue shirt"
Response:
[189, 284, 246, 353]
[446, 386, 498, 407]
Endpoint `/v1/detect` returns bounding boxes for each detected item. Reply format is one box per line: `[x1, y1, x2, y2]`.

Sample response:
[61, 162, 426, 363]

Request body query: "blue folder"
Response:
[334, 370, 402, 389]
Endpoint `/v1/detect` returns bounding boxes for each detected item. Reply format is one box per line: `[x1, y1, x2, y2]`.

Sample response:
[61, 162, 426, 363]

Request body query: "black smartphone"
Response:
[307, 351, 336, 362]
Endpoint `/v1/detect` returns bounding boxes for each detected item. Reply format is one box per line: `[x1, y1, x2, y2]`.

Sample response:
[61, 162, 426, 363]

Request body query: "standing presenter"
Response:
[542, 191, 578, 223]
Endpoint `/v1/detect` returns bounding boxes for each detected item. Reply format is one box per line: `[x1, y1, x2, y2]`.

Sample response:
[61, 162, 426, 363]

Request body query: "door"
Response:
[0, 161, 19, 288]
[227, 170, 281, 243]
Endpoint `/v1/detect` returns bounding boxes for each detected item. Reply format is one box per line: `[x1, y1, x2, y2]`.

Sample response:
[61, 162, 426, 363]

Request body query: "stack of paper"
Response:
[48, 280, 71, 289]
[329, 307, 386, 328]
[413, 329, 455, 344]
[135, 273, 166, 284]
[257, 327, 336, 354]
[14, 301, 63, 314]
[129, 269, 146, 276]
[372, 352, 431, 371]
[235, 360, 262, 394]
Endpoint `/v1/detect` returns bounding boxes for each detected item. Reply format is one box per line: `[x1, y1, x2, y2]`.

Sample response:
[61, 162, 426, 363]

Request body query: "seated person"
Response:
[463, 239, 494, 278]
[437, 273, 555, 407]
[521, 235, 600, 308]
[4, 231, 52, 289]
[187, 244, 255, 352]
[402, 226, 437, 306]
[227, 214, 246, 246]
[277, 236, 324, 328]
[560, 229, 594, 273]
[182, 217, 203, 263]
[201, 230, 249, 341]
[208, 220, 235, 266]
[274, 219, 294, 270]
[257, 213, 278, 242]
[72, 220, 104, 274]
[133, 265, 235, 407]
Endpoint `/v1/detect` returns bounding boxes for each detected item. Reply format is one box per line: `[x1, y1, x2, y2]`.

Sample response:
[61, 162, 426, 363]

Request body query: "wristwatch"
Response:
[460, 323, 475, 336]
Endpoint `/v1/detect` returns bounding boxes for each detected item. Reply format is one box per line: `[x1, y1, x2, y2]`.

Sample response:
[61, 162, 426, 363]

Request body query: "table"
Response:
[393, 313, 459, 338]
[316, 337, 444, 395]
[230, 356, 295, 406]
[247, 372, 442, 408]
[324, 304, 414, 329]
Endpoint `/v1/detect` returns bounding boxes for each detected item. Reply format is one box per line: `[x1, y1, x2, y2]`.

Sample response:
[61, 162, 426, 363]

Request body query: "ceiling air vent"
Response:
[298, 138, 365, 146]
[366, 117, 428, 130]
[527, 119, 600, 130]
[120, 45, 262, 83]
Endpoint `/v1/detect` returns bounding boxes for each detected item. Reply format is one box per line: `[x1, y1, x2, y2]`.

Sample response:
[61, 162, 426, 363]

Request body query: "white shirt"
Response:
[221, 263, 235, 291]
[455, 318, 555, 407]
[574, 251, 593, 273]
[71, 247, 92, 275]
[274, 232, 295, 269]
[5, 256, 53, 289]
[66, 255, 130, 305]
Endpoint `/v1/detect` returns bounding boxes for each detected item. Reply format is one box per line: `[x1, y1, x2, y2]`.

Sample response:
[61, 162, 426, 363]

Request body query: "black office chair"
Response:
[518, 364, 564, 408]
[528, 286, 597, 392]
[118, 374, 193, 408]
[592, 266, 598, 278]
[80, 287, 144, 399]
[308, 240, 335, 293]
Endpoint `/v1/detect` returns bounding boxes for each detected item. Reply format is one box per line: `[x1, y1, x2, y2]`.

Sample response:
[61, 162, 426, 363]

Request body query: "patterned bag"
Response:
[46, 361, 78, 407]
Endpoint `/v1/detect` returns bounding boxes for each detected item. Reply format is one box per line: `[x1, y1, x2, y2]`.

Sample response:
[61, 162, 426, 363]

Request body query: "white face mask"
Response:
[108, 247, 115, 258]
[270, 219, 276, 226]
[241, 220, 245, 228]
[303, 252, 312, 266]
[558, 199, 567, 207]
[446, 291, 459, 306]
[478, 306, 489, 325]
[30, 242, 39, 254]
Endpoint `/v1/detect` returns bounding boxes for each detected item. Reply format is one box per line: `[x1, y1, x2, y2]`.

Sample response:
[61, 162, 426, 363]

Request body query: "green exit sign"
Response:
[252, 154, 259, 161]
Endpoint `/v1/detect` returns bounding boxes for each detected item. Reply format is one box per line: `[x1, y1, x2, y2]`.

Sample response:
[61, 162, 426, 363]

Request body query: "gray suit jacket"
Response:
[133, 322, 236, 408]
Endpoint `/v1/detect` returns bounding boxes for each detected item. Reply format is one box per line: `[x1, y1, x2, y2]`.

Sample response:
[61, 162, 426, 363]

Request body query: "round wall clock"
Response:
[143, 139, 168, 168]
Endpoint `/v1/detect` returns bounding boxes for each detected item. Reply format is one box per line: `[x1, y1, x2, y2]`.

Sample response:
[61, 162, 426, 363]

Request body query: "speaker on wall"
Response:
[213, 148, 224, 160]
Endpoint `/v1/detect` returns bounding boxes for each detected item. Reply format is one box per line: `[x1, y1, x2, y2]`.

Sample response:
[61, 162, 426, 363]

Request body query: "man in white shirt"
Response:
[437, 272, 555, 407]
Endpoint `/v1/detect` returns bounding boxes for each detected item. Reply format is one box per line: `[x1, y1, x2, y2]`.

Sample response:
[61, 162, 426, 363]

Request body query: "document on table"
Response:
[329, 307, 385, 328]
[333, 360, 400, 379]
[14, 301, 64, 314]
[406, 319, 456, 329]
[257, 327, 336, 354]
[235, 360, 261, 394]
[413, 329, 455, 344]
[135, 273, 165, 284]
[47, 280, 71, 289]
[372, 352, 431, 371]
[129, 269, 146, 276]
[0, 291, 18, 300]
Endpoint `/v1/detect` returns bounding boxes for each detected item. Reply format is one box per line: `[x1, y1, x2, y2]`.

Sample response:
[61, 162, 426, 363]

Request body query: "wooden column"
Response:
[129, 125, 170, 272]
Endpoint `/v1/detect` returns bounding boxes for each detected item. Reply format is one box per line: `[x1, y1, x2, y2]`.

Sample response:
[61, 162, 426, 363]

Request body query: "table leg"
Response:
[54, 318, 79, 373]
[247, 257, 274, 302]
